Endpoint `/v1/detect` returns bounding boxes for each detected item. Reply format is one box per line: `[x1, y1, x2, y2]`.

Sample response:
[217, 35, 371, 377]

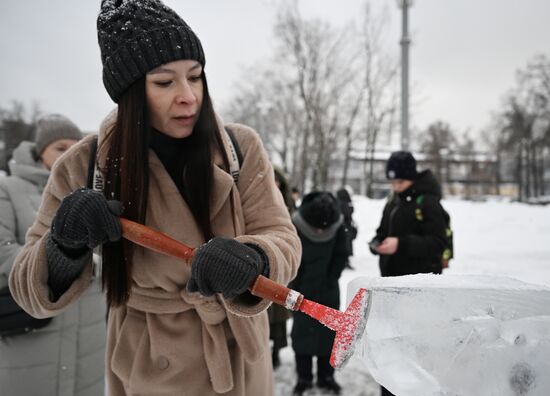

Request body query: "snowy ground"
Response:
[274, 197, 550, 395]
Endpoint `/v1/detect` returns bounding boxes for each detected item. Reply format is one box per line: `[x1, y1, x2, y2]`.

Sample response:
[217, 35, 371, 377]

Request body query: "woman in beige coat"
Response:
[9, 1, 300, 395]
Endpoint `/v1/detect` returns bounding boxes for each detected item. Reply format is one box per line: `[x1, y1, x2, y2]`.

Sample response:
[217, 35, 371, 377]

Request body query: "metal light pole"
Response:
[397, 0, 413, 151]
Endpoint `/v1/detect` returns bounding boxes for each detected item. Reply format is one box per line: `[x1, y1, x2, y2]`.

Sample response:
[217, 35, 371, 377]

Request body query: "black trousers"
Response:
[380, 386, 395, 396]
[295, 354, 334, 382]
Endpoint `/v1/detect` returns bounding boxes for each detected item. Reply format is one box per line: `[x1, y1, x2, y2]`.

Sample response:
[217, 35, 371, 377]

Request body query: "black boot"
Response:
[317, 376, 342, 395]
[293, 379, 313, 396]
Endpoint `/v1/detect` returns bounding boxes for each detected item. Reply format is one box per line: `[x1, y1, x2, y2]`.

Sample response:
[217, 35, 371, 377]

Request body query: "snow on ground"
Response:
[274, 197, 550, 395]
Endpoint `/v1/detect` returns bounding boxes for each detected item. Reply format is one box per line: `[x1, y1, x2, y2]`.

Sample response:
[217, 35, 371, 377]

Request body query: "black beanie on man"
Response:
[97, 0, 205, 102]
[386, 151, 418, 181]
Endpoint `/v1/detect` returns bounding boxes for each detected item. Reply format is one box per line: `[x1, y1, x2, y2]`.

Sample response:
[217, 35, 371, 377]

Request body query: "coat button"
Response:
[157, 356, 170, 370]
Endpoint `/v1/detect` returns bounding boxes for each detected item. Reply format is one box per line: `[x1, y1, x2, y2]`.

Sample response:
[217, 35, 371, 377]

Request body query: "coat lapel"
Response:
[148, 147, 237, 244]
[209, 165, 234, 222]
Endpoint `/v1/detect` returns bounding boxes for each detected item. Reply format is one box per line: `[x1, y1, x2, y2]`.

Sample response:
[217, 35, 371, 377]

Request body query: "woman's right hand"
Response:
[51, 188, 123, 250]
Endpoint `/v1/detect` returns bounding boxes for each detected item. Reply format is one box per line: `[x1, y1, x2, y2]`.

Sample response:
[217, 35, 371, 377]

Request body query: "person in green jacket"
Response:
[290, 191, 348, 395]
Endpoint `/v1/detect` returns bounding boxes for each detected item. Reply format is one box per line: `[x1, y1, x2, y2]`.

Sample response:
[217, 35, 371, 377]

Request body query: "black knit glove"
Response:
[187, 237, 269, 299]
[46, 235, 92, 301]
[51, 188, 123, 250]
[45, 188, 123, 300]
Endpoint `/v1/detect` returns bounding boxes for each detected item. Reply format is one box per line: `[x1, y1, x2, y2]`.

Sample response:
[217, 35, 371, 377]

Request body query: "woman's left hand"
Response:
[187, 237, 268, 298]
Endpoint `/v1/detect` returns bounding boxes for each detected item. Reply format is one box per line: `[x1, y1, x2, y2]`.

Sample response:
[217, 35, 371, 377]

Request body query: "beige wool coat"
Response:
[9, 119, 301, 396]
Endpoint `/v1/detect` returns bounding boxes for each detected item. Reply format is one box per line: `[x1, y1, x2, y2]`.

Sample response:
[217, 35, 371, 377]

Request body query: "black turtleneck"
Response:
[149, 129, 187, 199]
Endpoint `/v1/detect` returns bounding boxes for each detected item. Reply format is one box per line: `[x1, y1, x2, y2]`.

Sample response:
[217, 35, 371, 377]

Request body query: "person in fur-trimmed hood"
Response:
[0, 115, 107, 396]
[8, 1, 300, 395]
[290, 191, 348, 395]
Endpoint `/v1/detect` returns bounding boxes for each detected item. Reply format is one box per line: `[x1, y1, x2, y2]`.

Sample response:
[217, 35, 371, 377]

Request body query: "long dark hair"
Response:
[100, 73, 229, 307]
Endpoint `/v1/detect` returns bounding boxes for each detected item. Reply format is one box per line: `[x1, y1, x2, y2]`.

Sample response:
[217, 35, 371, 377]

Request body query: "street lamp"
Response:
[397, 0, 413, 151]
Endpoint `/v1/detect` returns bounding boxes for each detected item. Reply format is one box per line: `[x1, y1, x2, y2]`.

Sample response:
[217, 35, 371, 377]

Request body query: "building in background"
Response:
[328, 149, 534, 201]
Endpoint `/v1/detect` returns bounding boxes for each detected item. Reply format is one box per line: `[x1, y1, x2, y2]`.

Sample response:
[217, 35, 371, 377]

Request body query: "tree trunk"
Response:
[516, 141, 524, 202]
[523, 140, 533, 199]
[342, 134, 352, 187]
[341, 89, 365, 187]
[531, 141, 539, 197]
[495, 149, 501, 196]
[361, 131, 370, 196]
[539, 147, 546, 196]
[366, 126, 380, 198]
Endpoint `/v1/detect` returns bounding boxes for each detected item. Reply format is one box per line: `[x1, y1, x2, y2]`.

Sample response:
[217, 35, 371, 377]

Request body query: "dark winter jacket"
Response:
[290, 217, 348, 356]
[336, 189, 357, 257]
[268, 167, 293, 347]
[370, 170, 447, 276]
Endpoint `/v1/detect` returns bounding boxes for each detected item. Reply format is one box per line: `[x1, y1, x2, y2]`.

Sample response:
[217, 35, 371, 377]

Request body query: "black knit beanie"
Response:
[97, 0, 205, 103]
[299, 192, 341, 229]
[386, 151, 418, 180]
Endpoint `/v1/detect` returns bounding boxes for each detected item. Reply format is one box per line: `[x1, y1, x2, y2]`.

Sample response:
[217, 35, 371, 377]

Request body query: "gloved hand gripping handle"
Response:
[119, 218, 303, 310]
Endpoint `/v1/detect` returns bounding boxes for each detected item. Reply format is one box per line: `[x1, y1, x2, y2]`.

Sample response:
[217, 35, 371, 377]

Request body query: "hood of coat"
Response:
[400, 169, 442, 200]
[8, 141, 50, 188]
[292, 211, 343, 243]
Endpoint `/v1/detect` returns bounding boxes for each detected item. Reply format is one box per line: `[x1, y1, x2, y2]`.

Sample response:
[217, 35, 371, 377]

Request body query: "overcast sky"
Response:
[1, 0, 549, 137]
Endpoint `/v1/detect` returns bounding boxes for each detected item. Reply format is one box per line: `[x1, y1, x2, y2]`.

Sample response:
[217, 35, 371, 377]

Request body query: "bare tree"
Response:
[500, 99, 535, 201]
[357, 3, 398, 197]
[223, 63, 307, 187]
[419, 121, 457, 186]
[457, 132, 477, 199]
[274, 3, 359, 191]
[223, 1, 398, 194]
[493, 54, 550, 200]
[518, 54, 550, 198]
[0, 100, 42, 172]
[481, 121, 506, 196]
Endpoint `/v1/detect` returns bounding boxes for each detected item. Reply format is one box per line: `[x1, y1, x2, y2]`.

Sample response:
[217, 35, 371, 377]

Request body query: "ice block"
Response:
[346, 274, 550, 396]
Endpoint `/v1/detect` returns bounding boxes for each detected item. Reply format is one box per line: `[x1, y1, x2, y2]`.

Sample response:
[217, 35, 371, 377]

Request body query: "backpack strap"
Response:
[224, 126, 242, 183]
[87, 136, 98, 189]
[87, 135, 103, 278]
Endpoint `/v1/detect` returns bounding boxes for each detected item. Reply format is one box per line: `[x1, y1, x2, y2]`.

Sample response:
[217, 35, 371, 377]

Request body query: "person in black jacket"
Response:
[369, 151, 447, 277]
[336, 187, 358, 269]
[290, 191, 348, 395]
[369, 151, 447, 395]
[268, 167, 294, 368]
